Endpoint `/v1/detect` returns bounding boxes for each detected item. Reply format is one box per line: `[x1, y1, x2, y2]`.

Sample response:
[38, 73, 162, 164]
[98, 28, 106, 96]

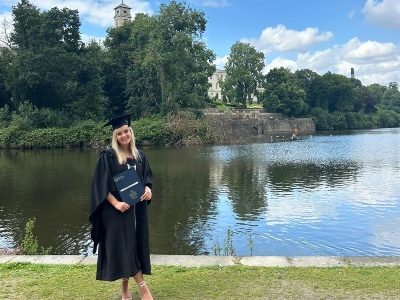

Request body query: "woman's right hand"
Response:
[113, 201, 130, 213]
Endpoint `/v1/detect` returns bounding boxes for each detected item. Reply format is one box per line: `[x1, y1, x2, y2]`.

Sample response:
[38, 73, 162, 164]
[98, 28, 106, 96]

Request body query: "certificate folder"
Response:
[113, 168, 144, 206]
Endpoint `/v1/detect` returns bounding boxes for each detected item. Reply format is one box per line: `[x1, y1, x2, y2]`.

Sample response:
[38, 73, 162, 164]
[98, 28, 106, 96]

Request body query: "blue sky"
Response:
[1, 0, 399, 85]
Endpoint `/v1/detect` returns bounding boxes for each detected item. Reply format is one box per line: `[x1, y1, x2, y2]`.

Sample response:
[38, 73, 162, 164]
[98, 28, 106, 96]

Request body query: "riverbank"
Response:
[1, 108, 398, 149]
[1, 255, 400, 299]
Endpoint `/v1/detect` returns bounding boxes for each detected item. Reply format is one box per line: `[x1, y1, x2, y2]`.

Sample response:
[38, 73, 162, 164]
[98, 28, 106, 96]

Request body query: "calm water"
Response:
[0, 128, 399, 256]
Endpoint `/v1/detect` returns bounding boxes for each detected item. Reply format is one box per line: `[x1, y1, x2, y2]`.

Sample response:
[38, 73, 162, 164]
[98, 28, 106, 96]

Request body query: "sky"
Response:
[1, 0, 400, 86]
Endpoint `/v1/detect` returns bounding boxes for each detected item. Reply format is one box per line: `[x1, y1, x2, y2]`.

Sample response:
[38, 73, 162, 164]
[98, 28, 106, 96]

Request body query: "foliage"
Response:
[0, 104, 11, 127]
[124, 1, 216, 118]
[223, 228, 236, 256]
[10, 101, 70, 129]
[20, 217, 52, 255]
[374, 109, 400, 128]
[260, 68, 307, 117]
[0, 0, 399, 138]
[221, 42, 265, 106]
[132, 116, 169, 145]
[165, 111, 213, 146]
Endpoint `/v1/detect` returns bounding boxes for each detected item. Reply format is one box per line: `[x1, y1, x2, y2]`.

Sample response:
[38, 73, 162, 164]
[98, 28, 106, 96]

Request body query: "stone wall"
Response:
[204, 109, 315, 143]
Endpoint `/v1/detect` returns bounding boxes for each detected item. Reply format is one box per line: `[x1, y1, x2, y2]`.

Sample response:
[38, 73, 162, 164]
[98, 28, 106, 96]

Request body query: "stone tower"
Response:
[351, 67, 355, 79]
[114, 1, 132, 27]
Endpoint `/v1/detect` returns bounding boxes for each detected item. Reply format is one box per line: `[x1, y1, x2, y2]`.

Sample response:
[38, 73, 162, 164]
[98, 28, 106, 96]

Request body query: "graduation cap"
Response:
[103, 114, 131, 130]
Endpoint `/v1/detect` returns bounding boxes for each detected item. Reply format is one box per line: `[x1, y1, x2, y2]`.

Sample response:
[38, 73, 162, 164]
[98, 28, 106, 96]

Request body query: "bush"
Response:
[0, 105, 11, 127]
[132, 116, 169, 145]
[20, 217, 52, 255]
[310, 108, 333, 130]
[0, 125, 22, 148]
[10, 101, 71, 129]
[373, 109, 400, 128]
[165, 111, 213, 145]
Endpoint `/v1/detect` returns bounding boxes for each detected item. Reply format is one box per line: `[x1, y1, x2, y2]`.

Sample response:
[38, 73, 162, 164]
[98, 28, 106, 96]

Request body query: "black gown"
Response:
[89, 148, 153, 281]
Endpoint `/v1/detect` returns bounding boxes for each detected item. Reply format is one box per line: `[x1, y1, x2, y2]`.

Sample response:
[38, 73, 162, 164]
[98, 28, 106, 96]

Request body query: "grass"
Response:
[1, 263, 400, 299]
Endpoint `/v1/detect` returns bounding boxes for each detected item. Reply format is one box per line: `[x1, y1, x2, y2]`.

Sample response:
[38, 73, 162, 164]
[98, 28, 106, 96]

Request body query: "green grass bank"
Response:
[1, 263, 400, 299]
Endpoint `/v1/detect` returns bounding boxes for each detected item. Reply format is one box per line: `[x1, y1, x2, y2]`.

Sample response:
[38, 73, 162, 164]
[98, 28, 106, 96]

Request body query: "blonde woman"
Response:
[89, 115, 154, 300]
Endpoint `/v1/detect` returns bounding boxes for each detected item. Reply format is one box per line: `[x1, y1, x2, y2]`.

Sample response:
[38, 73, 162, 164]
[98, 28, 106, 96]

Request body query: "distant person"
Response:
[291, 128, 300, 140]
[89, 114, 154, 300]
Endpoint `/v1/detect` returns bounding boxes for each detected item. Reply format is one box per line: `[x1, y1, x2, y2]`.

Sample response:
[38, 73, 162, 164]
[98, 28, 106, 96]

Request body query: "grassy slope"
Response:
[1, 263, 400, 299]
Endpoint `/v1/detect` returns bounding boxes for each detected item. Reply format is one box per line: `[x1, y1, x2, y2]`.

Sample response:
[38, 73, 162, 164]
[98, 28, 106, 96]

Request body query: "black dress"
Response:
[89, 148, 153, 281]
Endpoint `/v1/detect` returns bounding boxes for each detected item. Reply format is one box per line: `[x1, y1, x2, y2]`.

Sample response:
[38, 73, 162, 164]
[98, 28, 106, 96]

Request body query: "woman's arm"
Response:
[107, 192, 130, 212]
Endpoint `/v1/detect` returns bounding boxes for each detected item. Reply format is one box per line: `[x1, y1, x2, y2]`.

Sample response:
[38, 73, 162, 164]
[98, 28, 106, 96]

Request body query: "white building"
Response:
[114, 2, 132, 27]
[208, 69, 226, 100]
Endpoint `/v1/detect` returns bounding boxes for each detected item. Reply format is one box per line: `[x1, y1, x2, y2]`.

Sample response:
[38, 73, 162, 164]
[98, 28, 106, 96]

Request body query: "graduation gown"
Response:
[89, 148, 153, 281]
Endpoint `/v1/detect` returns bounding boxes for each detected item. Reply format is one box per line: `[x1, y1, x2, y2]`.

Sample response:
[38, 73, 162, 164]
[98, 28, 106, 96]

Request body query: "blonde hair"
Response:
[111, 126, 141, 165]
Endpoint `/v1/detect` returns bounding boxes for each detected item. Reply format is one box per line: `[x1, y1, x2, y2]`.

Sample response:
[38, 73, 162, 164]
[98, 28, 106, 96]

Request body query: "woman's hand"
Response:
[141, 186, 152, 201]
[114, 201, 130, 212]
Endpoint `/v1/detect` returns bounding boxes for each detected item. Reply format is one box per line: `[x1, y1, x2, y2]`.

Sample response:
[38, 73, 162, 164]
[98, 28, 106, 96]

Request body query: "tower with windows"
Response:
[114, 1, 132, 27]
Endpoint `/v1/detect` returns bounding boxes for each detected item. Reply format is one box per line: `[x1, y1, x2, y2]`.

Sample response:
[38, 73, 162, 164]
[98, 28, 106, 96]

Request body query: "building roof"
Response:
[114, 2, 131, 10]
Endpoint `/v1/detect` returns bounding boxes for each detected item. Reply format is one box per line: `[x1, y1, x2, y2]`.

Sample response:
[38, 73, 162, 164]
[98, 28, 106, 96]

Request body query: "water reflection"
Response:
[0, 128, 399, 256]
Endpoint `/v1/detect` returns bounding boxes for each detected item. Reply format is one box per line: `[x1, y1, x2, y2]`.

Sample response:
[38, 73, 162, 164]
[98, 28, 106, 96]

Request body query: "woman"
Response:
[89, 114, 154, 300]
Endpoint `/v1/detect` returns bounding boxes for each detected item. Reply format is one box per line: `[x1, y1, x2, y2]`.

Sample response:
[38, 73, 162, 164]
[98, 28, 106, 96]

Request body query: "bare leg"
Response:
[133, 271, 153, 300]
[121, 278, 131, 300]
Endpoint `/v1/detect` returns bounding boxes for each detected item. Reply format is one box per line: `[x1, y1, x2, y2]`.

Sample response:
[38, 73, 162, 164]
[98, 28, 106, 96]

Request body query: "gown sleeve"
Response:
[140, 150, 153, 189]
[89, 150, 114, 254]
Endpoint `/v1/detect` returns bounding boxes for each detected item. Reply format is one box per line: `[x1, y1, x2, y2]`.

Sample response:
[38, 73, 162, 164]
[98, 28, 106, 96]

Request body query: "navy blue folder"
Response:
[113, 168, 145, 206]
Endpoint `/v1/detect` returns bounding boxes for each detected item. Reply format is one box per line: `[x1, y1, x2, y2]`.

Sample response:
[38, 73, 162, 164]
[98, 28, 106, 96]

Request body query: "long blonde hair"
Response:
[111, 126, 141, 165]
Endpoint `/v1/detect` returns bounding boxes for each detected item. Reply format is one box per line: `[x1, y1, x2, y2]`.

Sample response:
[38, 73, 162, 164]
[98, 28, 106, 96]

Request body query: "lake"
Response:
[0, 128, 399, 256]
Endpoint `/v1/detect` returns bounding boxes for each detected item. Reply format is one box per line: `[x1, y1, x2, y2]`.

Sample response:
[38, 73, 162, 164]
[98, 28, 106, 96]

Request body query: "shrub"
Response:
[20, 217, 52, 255]
[165, 111, 213, 145]
[132, 116, 169, 145]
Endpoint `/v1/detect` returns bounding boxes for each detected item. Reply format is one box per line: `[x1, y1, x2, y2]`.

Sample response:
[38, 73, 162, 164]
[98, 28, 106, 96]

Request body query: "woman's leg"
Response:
[121, 278, 131, 300]
[133, 271, 153, 300]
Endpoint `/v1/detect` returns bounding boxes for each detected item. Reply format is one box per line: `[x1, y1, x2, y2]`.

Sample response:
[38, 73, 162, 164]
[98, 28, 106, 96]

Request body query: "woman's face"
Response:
[116, 125, 131, 146]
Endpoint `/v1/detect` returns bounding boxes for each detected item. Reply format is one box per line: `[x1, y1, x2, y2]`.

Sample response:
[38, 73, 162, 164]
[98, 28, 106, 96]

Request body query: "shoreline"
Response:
[2, 255, 400, 267]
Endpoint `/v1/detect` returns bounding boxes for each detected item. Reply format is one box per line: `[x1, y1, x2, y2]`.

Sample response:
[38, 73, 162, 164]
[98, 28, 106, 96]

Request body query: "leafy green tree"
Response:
[295, 69, 320, 109]
[221, 42, 264, 107]
[260, 67, 307, 116]
[67, 41, 107, 120]
[366, 83, 386, 113]
[103, 22, 134, 116]
[125, 1, 215, 117]
[382, 82, 400, 113]
[308, 72, 360, 112]
[0, 48, 13, 107]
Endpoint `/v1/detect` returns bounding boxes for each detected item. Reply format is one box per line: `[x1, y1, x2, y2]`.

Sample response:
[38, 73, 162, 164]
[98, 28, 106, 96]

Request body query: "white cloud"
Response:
[0, 12, 13, 47]
[200, 0, 229, 8]
[213, 55, 228, 69]
[81, 33, 105, 46]
[1, 0, 152, 28]
[188, 0, 229, 8]
[244, 24, 333, 52]
[363, 0, 400, 28]
[263, 37, 400, 85]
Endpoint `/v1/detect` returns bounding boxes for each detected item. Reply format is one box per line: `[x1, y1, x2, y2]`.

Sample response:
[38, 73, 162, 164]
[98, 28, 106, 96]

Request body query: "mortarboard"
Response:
[103, 114, 131, 130]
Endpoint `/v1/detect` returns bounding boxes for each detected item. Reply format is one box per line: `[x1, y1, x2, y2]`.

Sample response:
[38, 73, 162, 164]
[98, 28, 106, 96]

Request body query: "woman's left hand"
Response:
[141, 186, 152, 201]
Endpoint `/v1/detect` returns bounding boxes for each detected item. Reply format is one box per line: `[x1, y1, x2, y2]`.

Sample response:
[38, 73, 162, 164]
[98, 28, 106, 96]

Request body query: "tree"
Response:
[294, 69, 320, 109]
[0, 48, 13, 106]
[11, 0, 81, 52]
[221, 42, 264, 106]
[125, 1, 216, 117]
[260, 67, 307, 116]
[382, 82, 400, 113]
[103, 22, 135, 116]
[66, 41, 108, 120]
[308, 72, 360, 112]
